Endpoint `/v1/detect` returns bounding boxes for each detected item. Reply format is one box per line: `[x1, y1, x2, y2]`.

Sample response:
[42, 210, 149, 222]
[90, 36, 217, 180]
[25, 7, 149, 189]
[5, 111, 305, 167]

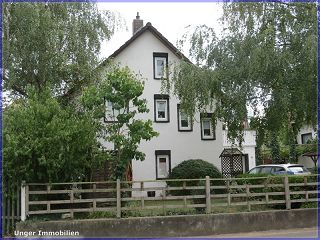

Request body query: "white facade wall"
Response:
[296, 125, 317, 168]
[222, 130, 256, 170]
[296, 125, 317, 145]
[102, 30, 256, 192]
[111, 30, 224, 178]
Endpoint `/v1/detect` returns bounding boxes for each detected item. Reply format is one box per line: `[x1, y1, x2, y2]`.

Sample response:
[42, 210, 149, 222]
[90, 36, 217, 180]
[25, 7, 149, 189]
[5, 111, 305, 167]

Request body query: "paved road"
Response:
[193, 227, 318, 238]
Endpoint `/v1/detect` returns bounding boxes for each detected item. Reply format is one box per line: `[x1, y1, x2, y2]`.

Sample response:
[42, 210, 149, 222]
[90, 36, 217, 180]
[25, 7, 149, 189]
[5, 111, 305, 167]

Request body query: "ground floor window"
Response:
[155, 150, 171, 179]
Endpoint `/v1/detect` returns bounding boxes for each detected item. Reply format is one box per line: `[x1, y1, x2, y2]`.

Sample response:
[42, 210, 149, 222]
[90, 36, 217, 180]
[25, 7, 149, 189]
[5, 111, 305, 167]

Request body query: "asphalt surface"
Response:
[193, 227, 318, 238]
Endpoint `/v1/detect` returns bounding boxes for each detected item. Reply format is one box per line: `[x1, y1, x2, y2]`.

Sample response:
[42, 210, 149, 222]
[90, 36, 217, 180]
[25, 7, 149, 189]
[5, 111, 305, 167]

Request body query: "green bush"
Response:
[235, 173, 270, 185]
[169, 159, 222, 180]
[234, 174, 278, 202]
[167, 159, 222, 212]
[235, 174, 317, 209]
[88, 211, 116, 219]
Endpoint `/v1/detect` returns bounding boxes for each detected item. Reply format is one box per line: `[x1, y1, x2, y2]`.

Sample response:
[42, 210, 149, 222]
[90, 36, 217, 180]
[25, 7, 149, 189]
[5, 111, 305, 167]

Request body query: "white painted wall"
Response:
[101, 29, 256, 193]
[296, 125, 318, 169]
[111, 30, 224, 176]
[222, 130, 256, 170]
[296, 125, 317, 145]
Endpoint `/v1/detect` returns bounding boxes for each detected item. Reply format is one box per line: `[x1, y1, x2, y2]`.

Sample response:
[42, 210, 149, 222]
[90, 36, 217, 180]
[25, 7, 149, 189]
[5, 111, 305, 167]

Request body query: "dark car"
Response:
[248, 164, 311, 175]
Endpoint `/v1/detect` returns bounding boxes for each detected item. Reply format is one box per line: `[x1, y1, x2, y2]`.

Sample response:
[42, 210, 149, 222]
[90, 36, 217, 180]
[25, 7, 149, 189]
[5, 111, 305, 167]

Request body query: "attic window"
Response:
[153, 52, 168, 79]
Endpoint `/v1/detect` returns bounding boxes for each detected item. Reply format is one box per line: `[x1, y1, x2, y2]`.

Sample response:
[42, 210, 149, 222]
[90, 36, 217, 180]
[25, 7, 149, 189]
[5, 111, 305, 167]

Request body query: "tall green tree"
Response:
[82, 65, 159, 180]
[3, 87, 104, 192]
[3, 2, 120, 101]
[166, 2, 317, 144]
[269, 132, 281, 164]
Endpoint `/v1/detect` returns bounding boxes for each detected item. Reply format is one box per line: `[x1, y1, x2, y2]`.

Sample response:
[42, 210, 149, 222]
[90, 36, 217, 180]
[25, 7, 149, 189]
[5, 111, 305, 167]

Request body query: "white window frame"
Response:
[104, 99, 127, 123]
[177, 104, 192, 131]
[154, 95, 170, 122]
[301, 133, 312, 144]
[155, 150, 171, 179]
[200, 113, 215, 140]
[157, 155, 169, 178]
[155, 99, 168, 121]
[153, 53, 168, 79]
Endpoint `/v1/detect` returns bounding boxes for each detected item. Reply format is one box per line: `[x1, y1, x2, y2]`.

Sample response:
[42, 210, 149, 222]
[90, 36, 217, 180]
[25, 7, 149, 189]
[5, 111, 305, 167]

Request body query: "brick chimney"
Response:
[132, 12, 143, 35]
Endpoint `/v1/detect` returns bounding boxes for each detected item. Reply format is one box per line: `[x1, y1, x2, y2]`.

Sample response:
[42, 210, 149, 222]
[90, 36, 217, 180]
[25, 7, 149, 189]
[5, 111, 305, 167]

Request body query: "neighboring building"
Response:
[101, 14, 256, 193]
[296, 125, 317, 145]
[296, 125, 317, 168]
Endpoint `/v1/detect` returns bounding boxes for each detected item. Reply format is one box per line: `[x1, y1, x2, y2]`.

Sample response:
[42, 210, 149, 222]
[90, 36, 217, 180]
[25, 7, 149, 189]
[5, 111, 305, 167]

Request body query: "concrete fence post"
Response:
[284, 175, 291, 210]
[116, 179, 121, 218]
[205, 176, 211, 214]
[21, 181, 26, 221]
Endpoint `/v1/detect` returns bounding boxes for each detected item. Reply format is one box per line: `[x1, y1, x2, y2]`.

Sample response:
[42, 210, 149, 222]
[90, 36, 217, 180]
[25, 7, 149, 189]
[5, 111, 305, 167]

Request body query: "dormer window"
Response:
[153, 52, 168, 79]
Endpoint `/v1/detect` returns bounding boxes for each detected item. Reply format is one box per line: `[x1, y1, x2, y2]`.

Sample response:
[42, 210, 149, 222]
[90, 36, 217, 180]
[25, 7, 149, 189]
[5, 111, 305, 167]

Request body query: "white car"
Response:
[248, 164, 311, 175]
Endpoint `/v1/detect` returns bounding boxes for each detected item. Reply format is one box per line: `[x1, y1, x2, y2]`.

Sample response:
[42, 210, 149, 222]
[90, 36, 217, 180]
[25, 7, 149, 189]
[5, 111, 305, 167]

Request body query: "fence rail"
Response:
[20, 174, 319, 220]
[2, 184, 21, 236]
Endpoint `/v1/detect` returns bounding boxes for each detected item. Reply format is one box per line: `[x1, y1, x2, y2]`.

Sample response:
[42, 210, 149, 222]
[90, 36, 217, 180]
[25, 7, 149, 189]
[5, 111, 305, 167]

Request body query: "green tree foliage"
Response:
[3, 87, 103, 192]
[3, 2, 119, 101]
[268, 132, 281, 164]
[82, 65, 159, 180]
[166, 2, 317, 143]
[167, 159, 222, 208]
[169, 159, 222, 180]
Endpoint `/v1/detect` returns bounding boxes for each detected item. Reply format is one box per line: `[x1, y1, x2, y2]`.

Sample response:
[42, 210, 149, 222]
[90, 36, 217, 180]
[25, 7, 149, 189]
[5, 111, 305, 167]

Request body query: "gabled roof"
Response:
[219, 148, 243, 157]
[102, 22, 192, 66]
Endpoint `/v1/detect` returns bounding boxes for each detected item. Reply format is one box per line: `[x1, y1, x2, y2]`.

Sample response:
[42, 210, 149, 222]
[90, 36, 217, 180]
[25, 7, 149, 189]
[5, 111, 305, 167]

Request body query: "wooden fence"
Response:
[21, 175, 318, 220]
[2, 184, 21, 236]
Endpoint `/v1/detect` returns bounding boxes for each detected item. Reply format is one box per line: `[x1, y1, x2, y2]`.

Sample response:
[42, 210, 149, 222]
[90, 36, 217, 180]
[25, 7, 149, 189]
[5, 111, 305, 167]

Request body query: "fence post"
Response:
[246, 185, 251, 211]
[284, 175, 291, 210]
[205, 176, 211, 214]
[70, 186, 74, 219]
[21, 181, 26, 221]
[116, 179, 121, 218]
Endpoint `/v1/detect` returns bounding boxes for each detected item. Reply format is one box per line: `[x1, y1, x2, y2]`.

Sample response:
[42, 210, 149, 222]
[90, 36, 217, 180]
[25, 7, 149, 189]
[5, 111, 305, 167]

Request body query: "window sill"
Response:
[156, 177, 169, 180]
[155, 120, 170, 123]
[178, 128, 193, 132]
[201, 137, 216, 141]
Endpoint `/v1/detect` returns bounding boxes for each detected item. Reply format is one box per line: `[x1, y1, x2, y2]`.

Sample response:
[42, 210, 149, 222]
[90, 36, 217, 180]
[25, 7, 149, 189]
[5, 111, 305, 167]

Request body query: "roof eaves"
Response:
[102, 22, 192, 66]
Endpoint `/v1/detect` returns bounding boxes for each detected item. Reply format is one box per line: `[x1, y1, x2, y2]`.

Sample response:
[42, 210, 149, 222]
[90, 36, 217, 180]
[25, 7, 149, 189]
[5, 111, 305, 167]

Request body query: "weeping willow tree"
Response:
[3, 2, 122, 103]
[165, 1, 317, 148]
[2, 2, 123, 191]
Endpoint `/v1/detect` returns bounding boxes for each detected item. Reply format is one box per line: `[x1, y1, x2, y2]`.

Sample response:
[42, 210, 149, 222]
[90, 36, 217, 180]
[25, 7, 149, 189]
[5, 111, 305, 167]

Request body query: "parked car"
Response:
[248, 164, 311, 175]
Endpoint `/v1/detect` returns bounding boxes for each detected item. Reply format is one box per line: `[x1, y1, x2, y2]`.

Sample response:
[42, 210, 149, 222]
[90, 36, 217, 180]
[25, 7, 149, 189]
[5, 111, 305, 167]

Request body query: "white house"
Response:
[296, 125, 317, 168]
[101, 14, 256, 192]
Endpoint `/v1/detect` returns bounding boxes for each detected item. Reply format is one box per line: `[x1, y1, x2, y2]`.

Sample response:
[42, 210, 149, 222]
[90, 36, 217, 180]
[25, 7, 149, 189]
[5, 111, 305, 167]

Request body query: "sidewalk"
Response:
[192, 227, 318, 238]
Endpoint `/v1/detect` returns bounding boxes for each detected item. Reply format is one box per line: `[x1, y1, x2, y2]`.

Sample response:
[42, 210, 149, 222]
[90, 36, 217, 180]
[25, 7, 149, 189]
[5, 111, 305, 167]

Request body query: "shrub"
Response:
[167, 159, 222, 212]
[88, 211, 116, 219]
[169, 159, 222, 180]
[234, 173, 276, 202]
[235, 174, 317, 209]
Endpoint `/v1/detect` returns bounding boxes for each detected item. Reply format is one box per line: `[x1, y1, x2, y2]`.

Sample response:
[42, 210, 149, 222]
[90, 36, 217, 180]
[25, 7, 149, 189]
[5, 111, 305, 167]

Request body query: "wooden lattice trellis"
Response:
[220, 148, 244, 178]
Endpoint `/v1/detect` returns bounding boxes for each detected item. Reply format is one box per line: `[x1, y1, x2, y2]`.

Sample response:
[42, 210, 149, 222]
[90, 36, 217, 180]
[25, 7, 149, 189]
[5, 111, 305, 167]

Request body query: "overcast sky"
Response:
[98, 2, 223, 59]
